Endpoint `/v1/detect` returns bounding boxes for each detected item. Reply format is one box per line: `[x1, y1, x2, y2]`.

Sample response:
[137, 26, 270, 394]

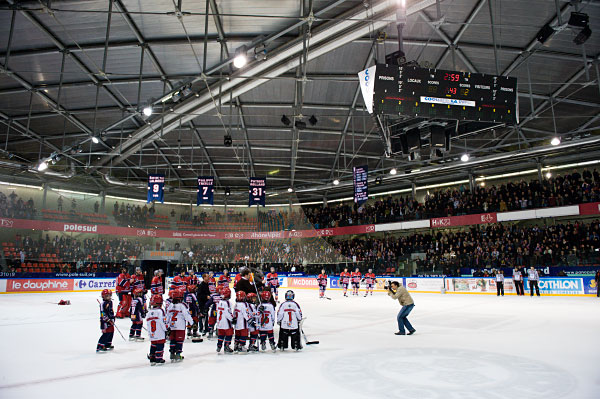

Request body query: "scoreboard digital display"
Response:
[362, 64, 518, 124]
[197, 176, 214, 206]
[249, 177, 266, 207]
[353, 165, 368, 206]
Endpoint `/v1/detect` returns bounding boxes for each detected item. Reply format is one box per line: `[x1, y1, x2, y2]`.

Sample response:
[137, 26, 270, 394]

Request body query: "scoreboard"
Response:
[360, 64, 518, 124]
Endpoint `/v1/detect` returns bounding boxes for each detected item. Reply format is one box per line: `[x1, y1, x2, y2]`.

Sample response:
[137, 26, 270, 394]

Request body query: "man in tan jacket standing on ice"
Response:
[387, 281, 416, 336]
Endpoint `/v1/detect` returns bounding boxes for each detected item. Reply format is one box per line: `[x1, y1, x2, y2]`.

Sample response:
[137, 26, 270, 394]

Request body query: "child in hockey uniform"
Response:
[167, 289, 193, 362]
[258, 290, 277, 352]
[266, 267, 279, 302]
[129, 288, 146, 341]
[351, 268, 361, 296]
[185, 284, 201, 338]
[146, 294, 167, 365]
[97, 289, 115, 352]
[246, 293, 260, 352]
[233, 291, 250, 353]
[216, 287, 234, 354]
[340, 268, 351, 297]
[277, 290, 303, 351]
[205, 287, 222, 339]
[317, 270, 328, 299]
[363, 269, 376, 296]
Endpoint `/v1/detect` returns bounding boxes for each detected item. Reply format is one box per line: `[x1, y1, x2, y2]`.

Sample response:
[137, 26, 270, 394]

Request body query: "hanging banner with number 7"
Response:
[249, 177, 266, 207]
[197, 176, 215, 206]
[147, 174, 165, 203]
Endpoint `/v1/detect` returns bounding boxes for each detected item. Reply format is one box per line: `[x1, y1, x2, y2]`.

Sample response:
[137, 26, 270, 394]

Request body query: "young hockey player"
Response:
[97, 289, 115, 352]
[131, 267, 146, 309]
[266, 267, 280, 302]
[340, 268, 351, 297]
[185, 284, 201, 338]
[115, 267, 131, 318]
[351, 268, 362, 296]
[205, 286, 222, 339]
[146, 294, 167, 365]
[317, 270, 328, 299]
[216, 287, 234, 354]
[166, 288, 193, 362]
[165, 288, 174, 315]
[218, 269, 231, 288]
[246, 293, 260, 352]
[277, 290, 303, 351]
[363, 269, 376, 296]
[150, 270, 164, 296]
[129, 288, 146, 341]
[258, 290, 277, 352]
[233, 291, 251, 353]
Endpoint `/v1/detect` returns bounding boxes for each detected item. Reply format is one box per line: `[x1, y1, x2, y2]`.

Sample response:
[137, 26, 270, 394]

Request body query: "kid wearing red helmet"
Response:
[246, 293, 260, 352]
[185, 285, 200, 338]
[233, 291, 251, 353]
[205, 286, 222, 339]
[97, 289, 115, 352]
[258, 290, 277, 352]
[129, 288, 146, 341]
[146, 295, 167, 365]
[166, 289, 193, 362]
[216, 287, 234, 354]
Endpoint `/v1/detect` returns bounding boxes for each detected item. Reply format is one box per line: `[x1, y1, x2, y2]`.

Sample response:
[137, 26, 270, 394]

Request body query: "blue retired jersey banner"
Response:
[249, 177, 266, 207]
[197, 176, 214, 206]
[147, 174, 165, 203]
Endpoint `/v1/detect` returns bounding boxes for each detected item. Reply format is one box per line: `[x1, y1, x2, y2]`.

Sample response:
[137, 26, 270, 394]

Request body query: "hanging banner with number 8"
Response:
[147, 174, 165, 203]
[197, 176, 214, 206]
[249, 177, 266, 207]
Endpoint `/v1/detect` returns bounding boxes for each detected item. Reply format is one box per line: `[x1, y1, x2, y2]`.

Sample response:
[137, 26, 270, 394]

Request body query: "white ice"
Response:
[0, 290, 598, 399]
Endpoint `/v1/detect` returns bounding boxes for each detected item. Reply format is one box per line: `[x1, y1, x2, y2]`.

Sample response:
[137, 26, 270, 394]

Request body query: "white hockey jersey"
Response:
[216, 299, 233, 330]
[247, 303, 260, 332]
[259, 303, 276, 332]
[166, 302, 193, 331]
[234, 302, 250, 330]
[146, 308, 168, 341]
[513, 271, 522, 281]
[277, 300, 302, 330]
[528, 269, 539, 281]
[495, 274, 504, 282]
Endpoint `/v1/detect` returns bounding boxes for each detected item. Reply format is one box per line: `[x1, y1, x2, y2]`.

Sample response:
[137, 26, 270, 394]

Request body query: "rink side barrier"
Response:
[1, 275, 596, 296]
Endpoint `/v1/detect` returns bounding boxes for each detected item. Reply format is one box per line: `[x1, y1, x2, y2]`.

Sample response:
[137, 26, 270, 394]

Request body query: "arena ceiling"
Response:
[0, 0, 599, 203]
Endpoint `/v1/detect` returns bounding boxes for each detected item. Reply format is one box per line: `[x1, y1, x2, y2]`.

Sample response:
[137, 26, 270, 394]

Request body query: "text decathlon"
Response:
[539, 280, 581, 290]
[63, 223, 97, 233]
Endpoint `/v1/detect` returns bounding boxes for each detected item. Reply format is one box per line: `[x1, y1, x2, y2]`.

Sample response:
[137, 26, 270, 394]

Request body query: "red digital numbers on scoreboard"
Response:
[444, 73, 460, 82]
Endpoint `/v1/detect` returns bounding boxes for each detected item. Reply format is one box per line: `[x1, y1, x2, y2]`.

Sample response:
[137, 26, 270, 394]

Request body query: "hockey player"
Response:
[165, 289, 174, 315]
[233, 291, 251, 353]
[166, 289, 193, 362]
[266, 267, 280, 302]
[129, 288, 146, 341]
[258, 290, 277, 352]
[187, 271, 199, 287]
[146, 294, 167, 365]
[115, 267, 131, 318]
[363, 269, 376, 296]
[151, 270, 164, 296]
[277, 290, 303, 351]
[246, 293, 260, 352]
[207, 271, 217, 293]
[97, 289, 115, 352]
[170, 270, 186, 292]
[185, 284, 201, 338]
[218, 269, 231, 289]
[216, 287, 234, 354]
[205, 286, 222, 339]
[317, 270, 328, 299]
[340, 268, 351, 297]
[351, 268, 361, 296]
[131, 267, 147, 311]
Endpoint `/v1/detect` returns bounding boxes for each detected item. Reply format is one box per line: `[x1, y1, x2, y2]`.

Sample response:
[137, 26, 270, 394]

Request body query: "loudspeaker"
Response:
[224, 135, 232, 147]
[391, 134, 408, 154]
[573, 25, 591, 45]
[430, 125, 446, 148]
[536, 24, 555, 44]
[568, 12, 589, 28]
[406, 128, 421, 152]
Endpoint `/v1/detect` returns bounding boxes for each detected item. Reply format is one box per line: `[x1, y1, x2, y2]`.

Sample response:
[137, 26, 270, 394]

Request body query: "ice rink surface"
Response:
[0, 289, 598, 399]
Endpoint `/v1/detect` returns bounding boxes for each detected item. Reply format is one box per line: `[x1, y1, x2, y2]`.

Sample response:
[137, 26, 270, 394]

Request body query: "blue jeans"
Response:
[397, 304, 415, 334]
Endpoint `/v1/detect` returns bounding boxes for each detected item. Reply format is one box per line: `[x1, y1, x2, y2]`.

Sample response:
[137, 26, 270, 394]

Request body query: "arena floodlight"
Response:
[333, 179, 340, 186]
[37, 160, 48, 172]
[91, 136, 99, 144]
[461, 153, 470, 162]
[390, 168, 397, 175]
[233, 46, 248, 69]
[551, 137, 561, 146]
[143, 106, 153, 117]
[546, 172, 552, 179]
[288, 187, 293, 193]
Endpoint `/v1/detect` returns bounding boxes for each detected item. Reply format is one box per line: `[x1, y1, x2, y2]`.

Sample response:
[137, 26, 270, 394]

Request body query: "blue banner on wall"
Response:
[147, 174, 165, 203]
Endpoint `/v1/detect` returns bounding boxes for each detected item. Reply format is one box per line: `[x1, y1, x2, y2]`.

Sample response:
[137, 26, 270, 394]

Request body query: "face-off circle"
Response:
[324, 347, 576, 399]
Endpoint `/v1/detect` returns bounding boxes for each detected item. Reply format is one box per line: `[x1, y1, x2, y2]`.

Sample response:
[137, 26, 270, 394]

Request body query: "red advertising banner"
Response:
[0, 217, 375, 241]
[430, 212, 497, 228]
[7, 279, 74, 292]
[579, 202, 600, 216]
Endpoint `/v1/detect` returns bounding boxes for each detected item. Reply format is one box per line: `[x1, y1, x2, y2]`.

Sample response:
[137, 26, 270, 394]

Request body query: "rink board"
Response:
[1, 276, 595, 296]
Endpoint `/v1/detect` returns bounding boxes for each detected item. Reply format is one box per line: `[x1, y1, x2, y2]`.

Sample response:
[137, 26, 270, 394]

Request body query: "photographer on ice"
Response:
[387, 280, 416, 336]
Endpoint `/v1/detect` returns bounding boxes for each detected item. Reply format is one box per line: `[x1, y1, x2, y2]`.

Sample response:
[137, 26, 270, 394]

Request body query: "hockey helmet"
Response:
[285, 290, 295, 300]
[236, 290, 247, 302]
[133, 288, 143, 297]
[247, 293, 258, 303]
[260, 290, 271, 302]
[187, 284, 197, 292]
[101, 289, 112, 298]
[173, 289, 185, 300]
[150, 294, 163, 307]
[221, 287, 232, 300]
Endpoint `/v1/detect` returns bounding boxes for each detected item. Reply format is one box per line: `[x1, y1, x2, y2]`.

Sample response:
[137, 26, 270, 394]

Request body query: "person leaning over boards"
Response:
[387, 281, 416, 336]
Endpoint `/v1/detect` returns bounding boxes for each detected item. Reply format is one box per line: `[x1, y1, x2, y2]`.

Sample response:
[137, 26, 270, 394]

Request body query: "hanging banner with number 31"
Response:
[249, 177, 266, 207]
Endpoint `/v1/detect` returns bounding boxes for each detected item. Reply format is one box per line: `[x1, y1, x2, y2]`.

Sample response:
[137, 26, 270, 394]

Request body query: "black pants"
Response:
[496, 282, 504, 296]
[530, 280, 540, 296]
[515, 280, 524, 296]
[278, 328, 302, 350]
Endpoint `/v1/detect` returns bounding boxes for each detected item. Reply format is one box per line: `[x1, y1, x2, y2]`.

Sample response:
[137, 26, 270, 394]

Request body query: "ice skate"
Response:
[224, 345, 234, 354]
[216, 345, 222, 353]
[270, 342, 277, 352]
[261, 341, 267, 351]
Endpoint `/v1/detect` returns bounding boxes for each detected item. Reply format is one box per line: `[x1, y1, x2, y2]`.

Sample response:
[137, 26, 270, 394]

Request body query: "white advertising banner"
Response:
[358, 65, 377, 114]
[404, 278, 445, 292]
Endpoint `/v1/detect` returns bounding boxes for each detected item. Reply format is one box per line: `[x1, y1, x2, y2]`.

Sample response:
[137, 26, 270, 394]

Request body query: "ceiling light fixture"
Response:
[37, 161, 48, 172]
[333, 179, 340, 186]
[91, 136, 99, 144]
[233, 45, 248, 69]
[460, 154, 470, 162]
[390, 168, 397, 175]
[551, 137, 561, 146]
[143, 106, 153, 117]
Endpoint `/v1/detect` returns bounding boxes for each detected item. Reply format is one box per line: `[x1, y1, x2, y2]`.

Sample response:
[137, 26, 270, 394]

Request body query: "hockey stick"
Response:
[97, 298, 126, 342]
[299, 318, 319, 345]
